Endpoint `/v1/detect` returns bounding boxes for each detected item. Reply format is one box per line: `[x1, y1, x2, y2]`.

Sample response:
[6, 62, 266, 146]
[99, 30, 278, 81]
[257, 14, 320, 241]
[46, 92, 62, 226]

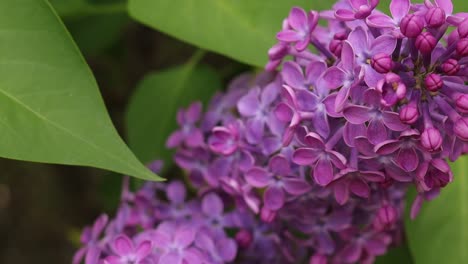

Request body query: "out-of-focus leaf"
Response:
[128, 0, 330, 67]
[0, 0, 159, 180]
[405, 156, 468, 263]
[126, 51, 221, 165]
[375, 244, 413, 264]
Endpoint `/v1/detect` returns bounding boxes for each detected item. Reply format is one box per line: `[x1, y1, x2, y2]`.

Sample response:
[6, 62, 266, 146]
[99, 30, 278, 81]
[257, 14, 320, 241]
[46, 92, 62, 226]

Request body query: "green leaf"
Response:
[405, 156, 468, 263]
[375, 244, 413, 264]
[126, 51, 221, 165]
[128, 0, 329, 67]
[0, 0, 159, 180]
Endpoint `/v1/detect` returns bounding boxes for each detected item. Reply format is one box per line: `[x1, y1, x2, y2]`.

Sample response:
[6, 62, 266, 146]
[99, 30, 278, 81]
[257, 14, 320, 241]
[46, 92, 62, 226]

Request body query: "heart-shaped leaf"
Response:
[0, 0, 159, 180]
[128, 0, 326, 67]
[126, 51, 221, 165]
[405, 156, 468, 263]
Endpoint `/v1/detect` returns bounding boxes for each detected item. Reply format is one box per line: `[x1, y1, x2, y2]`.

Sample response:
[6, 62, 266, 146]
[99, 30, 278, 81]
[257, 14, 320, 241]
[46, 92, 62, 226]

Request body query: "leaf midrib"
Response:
[0, 86, 143, 175]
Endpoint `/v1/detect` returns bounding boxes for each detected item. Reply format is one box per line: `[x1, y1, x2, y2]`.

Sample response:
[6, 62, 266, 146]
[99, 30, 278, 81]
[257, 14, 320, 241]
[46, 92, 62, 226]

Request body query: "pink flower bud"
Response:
[425, 7, 446, 28]
[456, 94, 468, 113]
[421, 127, 443, 152]
[371, 53, 393, 73]
[400, 102, 419, 124]
[454, 117, 468, 141]
[458, 18, 468, 38]
[441, 58, 460, 75]
[235, 229, 253, 249]
[456, 38, 468, 57]
[415, 32, 437, 54]
[424, 73, 443, 92]
[401, 14, 424, 38]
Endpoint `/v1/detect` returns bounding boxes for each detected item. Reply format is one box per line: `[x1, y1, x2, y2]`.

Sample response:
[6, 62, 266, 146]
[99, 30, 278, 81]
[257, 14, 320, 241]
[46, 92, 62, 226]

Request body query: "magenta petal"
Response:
[343, 123, 367, 147]
[283, 178, 311, 195]
[390, 0, 410, 21]
[185, 102, 202, 123]
[314, 158, 334, 186]
[349, 179, 370, 198]
[340, 243, 362, 262]
[335, 9, 356, 21]
[340, 41, 356, 73]
[166, 130, 184, 148]
[348, 27, 369, 56]
[367, 14, 395, 28]
[274, 103, 295, 122]
[174, 226, 196, 248]
[237, 88, 260, 117]
[364, 238, 388, 255]
[396, 148, 419, 172]
[264, 186, 285, 210]
[436, 0, 453, 15]
[289, 7, 308, 30]
[135, 241, 152, 261]
[343, 105, 371, 124]
[322, 66, 346, 90]
[374, 140, 400, 155]
[113, 235, 133, 255]
[371, 35, 397, 55]
[306, 61, 327, 84]
[277, 30, 302, 42]
[382, 111, 408, 131]
[217, 238, 238, 261]
[304, 132, 326, 149]
[269, 155, 291, 175]
[167, 181, 186, 204]
[335, 85, 351, 113]
[293, 148, 320, 165]
[185, 129, 204, 147]
[245, 167, 271, 188]
[282, 61, 305, 89]
[367, 119, 388, 144]
[334, 181, 350, 205]
[85, 247, 101, 264]
[202, 193, 223, 216]
[159, 252, 182, 264]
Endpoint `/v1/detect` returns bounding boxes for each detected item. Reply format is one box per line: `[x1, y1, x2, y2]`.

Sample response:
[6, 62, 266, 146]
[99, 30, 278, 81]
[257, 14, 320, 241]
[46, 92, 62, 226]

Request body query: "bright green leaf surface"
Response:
[126, 51, 221, 166]
[0, 0, 159, 180]
[405, 156, 468, 263]
[128, 0, 329, 67]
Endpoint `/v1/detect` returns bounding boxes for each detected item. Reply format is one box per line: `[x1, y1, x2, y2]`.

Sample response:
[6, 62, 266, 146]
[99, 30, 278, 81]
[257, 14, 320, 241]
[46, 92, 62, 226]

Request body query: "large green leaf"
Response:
[405, 156, 468, 263]
[0, 0, 159, 180]
[126, 51, 221, 165]
[128, 0, 329, 67]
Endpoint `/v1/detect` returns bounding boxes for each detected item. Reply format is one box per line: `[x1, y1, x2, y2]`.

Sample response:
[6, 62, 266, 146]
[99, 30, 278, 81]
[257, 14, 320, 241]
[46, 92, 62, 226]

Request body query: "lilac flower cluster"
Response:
[75, 0, 467, 263]
[73, 162, 240, 264]
[268, 0, 468, 217]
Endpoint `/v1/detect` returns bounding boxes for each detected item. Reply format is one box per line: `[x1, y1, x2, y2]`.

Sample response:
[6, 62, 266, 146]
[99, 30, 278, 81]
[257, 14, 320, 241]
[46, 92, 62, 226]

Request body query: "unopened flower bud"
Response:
[458, 18, 468, 38]
[401, 14, 424, 38]
[424, 73, 443, 92]
[441, 58, 460, 75]
[425, 7, 446, 28]
[456, 38, 468, 57]
[456, 94, 468, 113]
[235, 229, 253, 249]
[415, 32, 437, 54]
[329, 39, 343, 57]
[421, 127, 443, 152]
[371, 53, 393, 73]
[400, 102, 419, 124]
[454, 117, 468, 141]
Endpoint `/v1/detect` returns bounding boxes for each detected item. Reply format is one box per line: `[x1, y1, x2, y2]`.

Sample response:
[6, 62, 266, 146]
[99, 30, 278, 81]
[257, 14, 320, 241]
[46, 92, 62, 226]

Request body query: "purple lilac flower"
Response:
[75, 0, 467, 263]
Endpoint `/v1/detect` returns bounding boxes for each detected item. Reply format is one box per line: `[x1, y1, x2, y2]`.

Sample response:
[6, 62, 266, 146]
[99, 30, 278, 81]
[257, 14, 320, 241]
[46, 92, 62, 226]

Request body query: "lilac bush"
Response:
[75, 0, 468, 263]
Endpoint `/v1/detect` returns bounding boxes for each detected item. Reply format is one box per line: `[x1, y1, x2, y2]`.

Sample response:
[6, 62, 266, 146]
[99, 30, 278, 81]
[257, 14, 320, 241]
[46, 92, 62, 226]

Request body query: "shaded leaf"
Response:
[126, 52, 221, 165]
[405, 156, 468, 263]
[0, 0, 158, 180]
[128, 0, 326, 67]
